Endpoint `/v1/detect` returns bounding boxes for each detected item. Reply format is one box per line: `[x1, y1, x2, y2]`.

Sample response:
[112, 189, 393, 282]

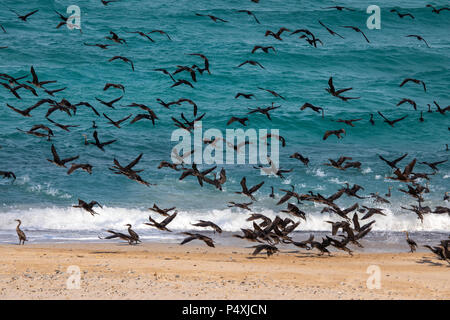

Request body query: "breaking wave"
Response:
[0, 205, 448, 235]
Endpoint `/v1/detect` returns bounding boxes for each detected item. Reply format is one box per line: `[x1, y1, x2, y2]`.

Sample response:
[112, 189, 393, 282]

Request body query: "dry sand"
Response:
[0, 242, 448, 300]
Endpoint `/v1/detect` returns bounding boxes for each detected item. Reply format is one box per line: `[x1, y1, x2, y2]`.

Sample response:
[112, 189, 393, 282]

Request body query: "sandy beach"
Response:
[0, 242, 448, 300]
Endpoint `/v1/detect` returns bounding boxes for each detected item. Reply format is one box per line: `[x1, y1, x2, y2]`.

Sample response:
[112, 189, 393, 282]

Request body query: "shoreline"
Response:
[1, 229, 448, 253]
[0, 242, 448, 300]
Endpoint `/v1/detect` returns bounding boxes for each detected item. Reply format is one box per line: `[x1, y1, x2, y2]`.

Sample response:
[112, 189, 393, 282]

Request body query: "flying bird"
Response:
[195, 13, 228, 23]
[420, 160, 447, 173]
[426, 5, 450, 14]
[251, 45, 276, 54]
[153, 68, 176, 82]
[47, 118, 80, 132]
[265, 27, 291, 40]
[108, 56, 134, 71]
[103, 83, 125, 92]
[390, 9, 414, 19]
[186, 53, 211, 74]
[334, 118, 362, 127]
[399, 78, 426, 92]
[47, 144, 79, 168]
[17, 124, 54, 141]
[237, 10, 260, 24]
[378, 153, 408, 169]
[103, 113, 132, 128]
[73, 199, 102, 216]
[54, 10, 69, 29]
[126, 31, 154, 42]
[0, 171, 16, 180]
[323, 129, 346, 140]
[396, 98, 417, 110]
[95, 95, 123, 109]
[318, 21, 344, 39]
[6, 101, 48, 117]
[73, 102, 100, 116]
[145, 212, 178, 232]
[105, 31, 126, 44]
[27, 66, 57, 88]
[235, 177, 264, 201]
[377, 111, 408, 127]
[84, 43, 112, 50]
[11, 9, 39, 22]
[180, 232, 215, 247]
[341, 26, 370, 43]
[326, 77, 359, 101]
[228, 202, 253, 211]
[237, 60, 265, 69]
[227, 116, 248, 126]
[130, 113, 158, 126]
[300, 103, 324, 118]
[173, 65, 198, 82]
[85, 131, 117, 151]
[290, 152, 309, 166]
[171, 79, 194, 89]
[191, 220, 222, 233]
[149, 204, 176, 217]
[235, 92, 255, 99]
[251, 244, 279, 257]
[148, 30, 172, 40]
[406, 34, 430, 48]
[257, 87, 285, 99]
[67, 163, 93, 175]
[323, 6, 355, 11]
[247, 104, 280, 120]
[101, 0, 120, 6]
[44, 87, 66, 97]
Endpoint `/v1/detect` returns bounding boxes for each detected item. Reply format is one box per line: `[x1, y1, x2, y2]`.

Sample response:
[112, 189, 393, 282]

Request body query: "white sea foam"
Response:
[28, 183, 72, 199]
[329, 177, 347, 185]
[14, 175, 72, 199]
[362, 167, 372, 174]
[312, 168, 326, 177]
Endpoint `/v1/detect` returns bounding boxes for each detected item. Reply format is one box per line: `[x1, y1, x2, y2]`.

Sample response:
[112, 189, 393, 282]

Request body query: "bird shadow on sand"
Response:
[89, 251, 121, 254]
[246, 256, 268, 260]
[295, 254, 332, 259]
[416, 257, 449, 267]
[98, 242, 142, 247]
[292, 251, 332, 258]
[282, 250, 302, 254]
[2, 242, 24, 245]
[279, 250, 331, 258]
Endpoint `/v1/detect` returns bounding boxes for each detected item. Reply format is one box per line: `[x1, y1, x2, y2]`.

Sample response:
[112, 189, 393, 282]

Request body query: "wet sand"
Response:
[0, 243, 448, 300]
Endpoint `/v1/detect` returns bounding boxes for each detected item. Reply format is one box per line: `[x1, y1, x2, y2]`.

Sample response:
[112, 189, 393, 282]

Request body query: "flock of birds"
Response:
[1, 1, 449, 264]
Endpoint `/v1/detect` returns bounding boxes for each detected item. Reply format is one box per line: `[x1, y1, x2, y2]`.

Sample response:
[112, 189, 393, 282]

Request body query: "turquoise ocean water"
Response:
[0, 1, 448, 247]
